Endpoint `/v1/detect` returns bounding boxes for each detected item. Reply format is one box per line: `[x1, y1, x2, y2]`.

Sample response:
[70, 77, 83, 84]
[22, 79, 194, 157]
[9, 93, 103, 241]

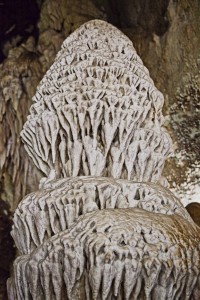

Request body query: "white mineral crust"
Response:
[12, 177, 192, 255]
[21, 20, 173, 183]
[10, 209, 200, 300]
[9, 20, 200, 300]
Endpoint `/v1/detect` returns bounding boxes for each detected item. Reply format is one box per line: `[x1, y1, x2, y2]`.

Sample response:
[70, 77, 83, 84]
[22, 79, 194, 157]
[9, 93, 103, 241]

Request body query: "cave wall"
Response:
[108, 0, 200, 205]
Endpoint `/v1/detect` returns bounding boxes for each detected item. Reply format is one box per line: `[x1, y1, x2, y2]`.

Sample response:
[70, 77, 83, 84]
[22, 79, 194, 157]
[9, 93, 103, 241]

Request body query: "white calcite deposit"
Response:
[10, 209, 200, 300]
[20, 20, 173, 183]
[12, 177, 191, 255]
[9, 20, 200, 300]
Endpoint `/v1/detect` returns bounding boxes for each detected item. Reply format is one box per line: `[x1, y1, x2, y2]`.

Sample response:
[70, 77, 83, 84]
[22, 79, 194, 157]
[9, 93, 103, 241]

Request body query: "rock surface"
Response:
[9, 20, 200, 300]
[1, 0, 200, 298]
[21, 20, 173, 182]
[0, 0, 199, 211]
[12, 177, 190, 255]
[10, 209, 200, 300]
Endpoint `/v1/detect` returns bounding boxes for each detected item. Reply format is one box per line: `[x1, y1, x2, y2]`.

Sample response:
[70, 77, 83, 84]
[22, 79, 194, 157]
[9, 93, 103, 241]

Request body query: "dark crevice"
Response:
[0, 199, 16, 299]
[0, 0, 41, 63]
[93, 0, 170, 36]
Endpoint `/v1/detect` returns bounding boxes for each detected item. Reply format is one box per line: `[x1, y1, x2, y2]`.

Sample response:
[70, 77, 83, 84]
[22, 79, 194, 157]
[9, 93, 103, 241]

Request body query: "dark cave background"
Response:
[0, 0, 199, 298]
[0, 0, 170, 62]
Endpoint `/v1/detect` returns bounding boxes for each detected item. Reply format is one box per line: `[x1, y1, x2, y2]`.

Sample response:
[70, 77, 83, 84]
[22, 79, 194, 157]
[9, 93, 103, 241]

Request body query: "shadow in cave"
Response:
[0, 0, 41, 63]
[0, 199, 15, 299]
[94, 0, 170, 36]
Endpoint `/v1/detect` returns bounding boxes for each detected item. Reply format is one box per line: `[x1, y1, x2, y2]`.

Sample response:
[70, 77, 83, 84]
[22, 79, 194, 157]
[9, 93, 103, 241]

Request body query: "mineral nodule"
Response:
[8, 20, 200, 300]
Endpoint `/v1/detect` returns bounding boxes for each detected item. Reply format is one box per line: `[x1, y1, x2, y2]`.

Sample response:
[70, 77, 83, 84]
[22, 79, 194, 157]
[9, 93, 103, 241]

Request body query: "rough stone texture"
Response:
[0, 2, 106, 297]
[12, 177, 191, 255]
[21, 20, 173, 182]
[0, 0, 199, 210]
[9, 209, 200, 300]
[0, 0, 106, 212]
[9, 20, 200, 300]
[1, 0, 200, 298]
[115, 0, 200, 205]
[94, 0, 200, 205]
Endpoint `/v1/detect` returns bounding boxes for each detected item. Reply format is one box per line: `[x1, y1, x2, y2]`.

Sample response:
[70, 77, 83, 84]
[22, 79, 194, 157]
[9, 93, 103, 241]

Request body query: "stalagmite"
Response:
[9, 20, 200, 300]
[12, 177, 191, 255]
[20, 20, 173, 182]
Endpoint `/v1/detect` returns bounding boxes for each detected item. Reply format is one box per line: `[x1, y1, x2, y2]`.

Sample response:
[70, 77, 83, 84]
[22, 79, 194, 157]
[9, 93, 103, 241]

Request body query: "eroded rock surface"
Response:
[21, 20, 173, 182]
[9, 19, 200, 300]
[12, 177, 191, 255]
[10, 209, 200, 300]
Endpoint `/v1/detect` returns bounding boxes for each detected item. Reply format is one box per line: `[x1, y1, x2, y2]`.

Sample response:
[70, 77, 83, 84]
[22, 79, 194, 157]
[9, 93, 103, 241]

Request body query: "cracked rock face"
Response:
[9, 20, 200, 300]
[21, 20, 173, 182]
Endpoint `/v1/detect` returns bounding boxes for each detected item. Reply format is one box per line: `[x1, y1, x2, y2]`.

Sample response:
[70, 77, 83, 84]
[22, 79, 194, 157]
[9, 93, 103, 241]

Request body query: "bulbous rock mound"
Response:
[9, 20, 200, 300]
[9, 209, 200, 300]
[21, 20, 173, 182]
[11, 177, 192, 255]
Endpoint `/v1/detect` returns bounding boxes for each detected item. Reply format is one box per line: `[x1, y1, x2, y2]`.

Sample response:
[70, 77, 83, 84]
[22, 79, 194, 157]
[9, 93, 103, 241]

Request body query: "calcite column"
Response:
[8, 20, 200, 300]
